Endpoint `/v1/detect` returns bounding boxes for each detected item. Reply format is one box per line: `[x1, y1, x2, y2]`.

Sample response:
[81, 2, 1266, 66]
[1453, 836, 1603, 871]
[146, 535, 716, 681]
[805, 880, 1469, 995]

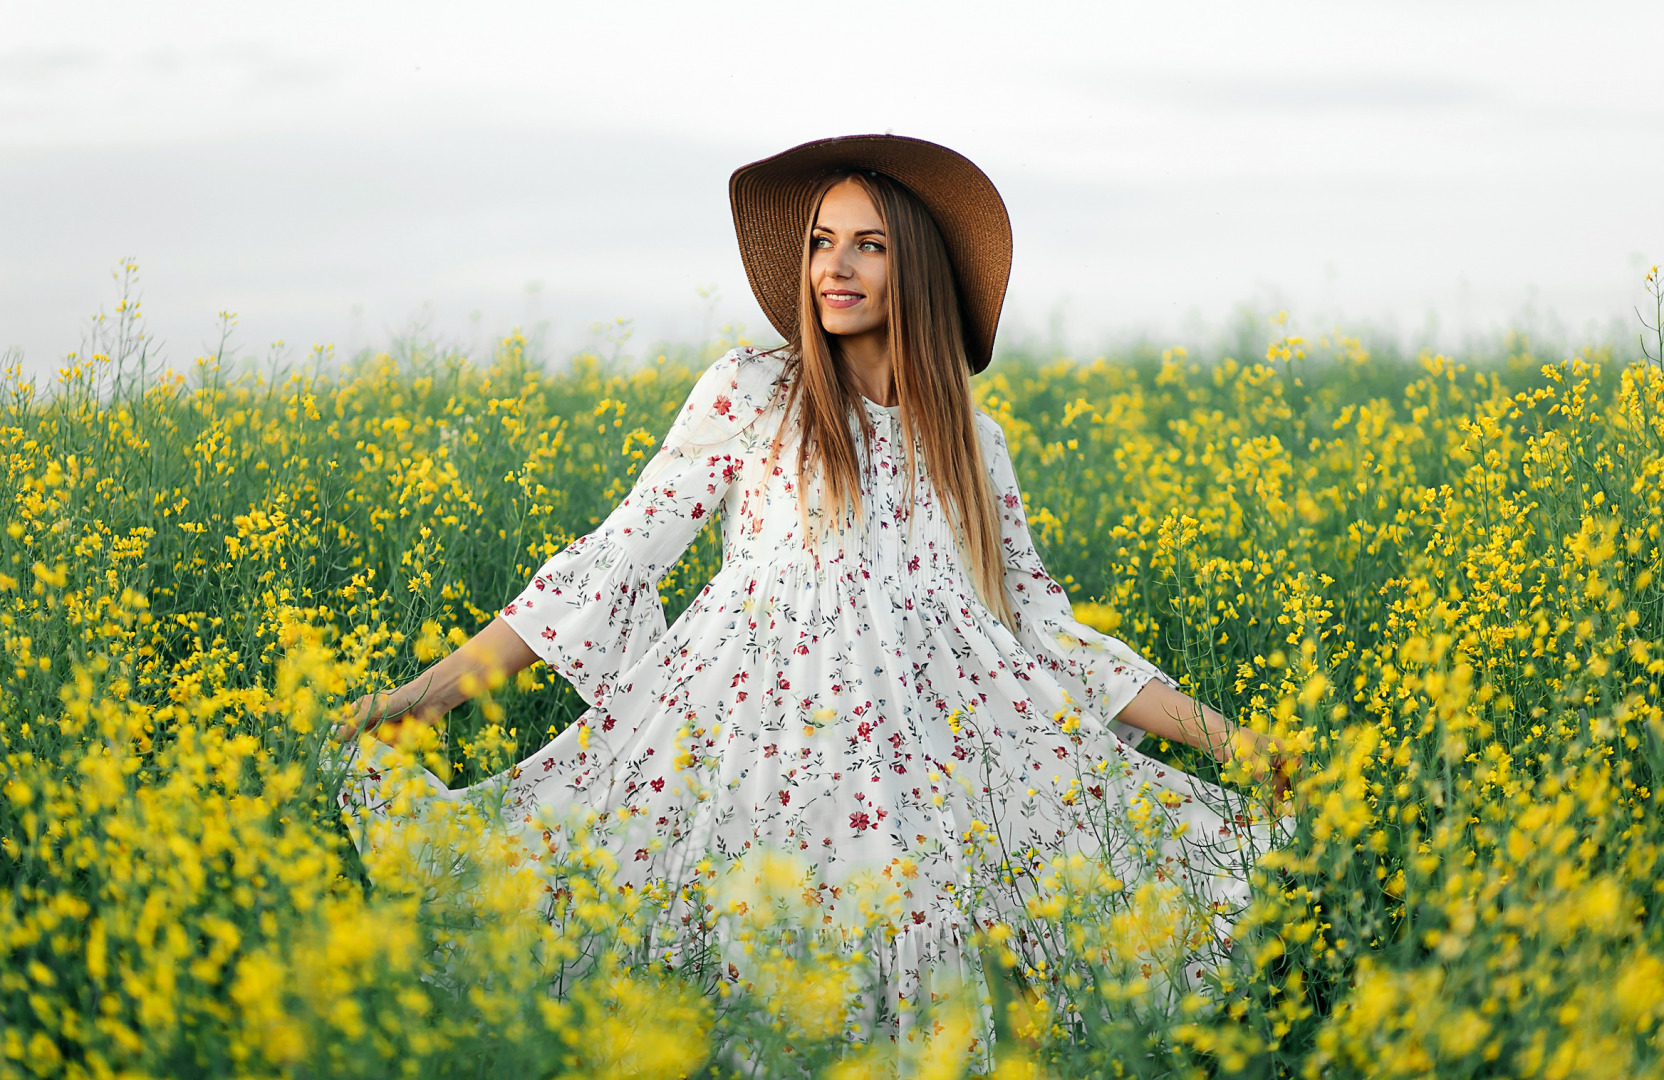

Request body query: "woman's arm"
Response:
[973, 413, 1296, 796]
[1118, 680, 1295, 797]
[492, 349, 775, 707]
[1115, 680, 1234, 762]
[335, 617, 537, 740]
[335, 350, 778, 742]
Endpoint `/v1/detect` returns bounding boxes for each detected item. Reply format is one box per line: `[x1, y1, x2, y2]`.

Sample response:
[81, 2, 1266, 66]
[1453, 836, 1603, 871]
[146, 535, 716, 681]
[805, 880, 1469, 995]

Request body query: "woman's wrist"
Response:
[351, 669, 453, 730]
[389, 674, 451, 724]
[1209, 727, 1236, 765]
[362, 685, 415, 723]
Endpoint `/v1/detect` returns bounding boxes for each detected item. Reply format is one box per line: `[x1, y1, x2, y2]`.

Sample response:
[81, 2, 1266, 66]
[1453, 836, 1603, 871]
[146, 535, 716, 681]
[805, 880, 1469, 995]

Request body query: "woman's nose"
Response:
[824, 244, 854, 278]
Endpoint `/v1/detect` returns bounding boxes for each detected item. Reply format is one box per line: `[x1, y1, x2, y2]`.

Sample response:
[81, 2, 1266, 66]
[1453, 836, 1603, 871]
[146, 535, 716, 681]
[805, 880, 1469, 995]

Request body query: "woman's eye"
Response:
[859, 240, 885, 254]
[812, 235, 832, 250]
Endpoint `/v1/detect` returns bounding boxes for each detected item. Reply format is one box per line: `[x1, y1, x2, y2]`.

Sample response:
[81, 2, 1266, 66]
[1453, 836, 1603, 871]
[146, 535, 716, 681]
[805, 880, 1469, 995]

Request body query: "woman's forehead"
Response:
[814, 179, 882, 230]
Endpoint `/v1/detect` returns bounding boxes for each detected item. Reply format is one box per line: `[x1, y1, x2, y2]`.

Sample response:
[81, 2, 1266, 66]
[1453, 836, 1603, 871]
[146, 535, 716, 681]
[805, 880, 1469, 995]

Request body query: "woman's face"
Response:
[810, 178, 889, 341]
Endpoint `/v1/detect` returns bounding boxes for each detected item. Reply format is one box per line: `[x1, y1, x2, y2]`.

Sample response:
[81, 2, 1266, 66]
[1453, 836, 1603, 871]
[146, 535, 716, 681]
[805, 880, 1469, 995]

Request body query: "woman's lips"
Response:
[821, 291, 865, 309]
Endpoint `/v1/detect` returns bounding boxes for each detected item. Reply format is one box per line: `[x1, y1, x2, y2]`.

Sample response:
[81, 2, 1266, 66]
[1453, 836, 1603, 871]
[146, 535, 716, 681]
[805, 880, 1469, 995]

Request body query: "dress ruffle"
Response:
[499, 535, 667, 707]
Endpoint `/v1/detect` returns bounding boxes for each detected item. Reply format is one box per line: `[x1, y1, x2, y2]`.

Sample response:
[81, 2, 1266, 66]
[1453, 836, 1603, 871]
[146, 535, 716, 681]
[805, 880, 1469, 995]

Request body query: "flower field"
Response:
[4, 277, 1664, 1078]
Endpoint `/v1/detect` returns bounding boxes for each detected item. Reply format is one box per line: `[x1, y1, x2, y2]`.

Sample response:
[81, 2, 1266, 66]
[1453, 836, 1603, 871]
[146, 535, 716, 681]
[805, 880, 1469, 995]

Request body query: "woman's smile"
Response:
[820, 289, 865, 308]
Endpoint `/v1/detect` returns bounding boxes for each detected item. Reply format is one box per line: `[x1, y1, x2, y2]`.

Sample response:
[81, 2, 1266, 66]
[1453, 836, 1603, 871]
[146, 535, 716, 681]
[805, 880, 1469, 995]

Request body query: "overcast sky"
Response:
[3, 1, 1662, 375]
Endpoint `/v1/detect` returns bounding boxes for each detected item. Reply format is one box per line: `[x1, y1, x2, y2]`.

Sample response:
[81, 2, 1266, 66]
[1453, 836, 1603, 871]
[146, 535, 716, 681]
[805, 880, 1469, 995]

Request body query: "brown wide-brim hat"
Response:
[728, 134, 1012, 374]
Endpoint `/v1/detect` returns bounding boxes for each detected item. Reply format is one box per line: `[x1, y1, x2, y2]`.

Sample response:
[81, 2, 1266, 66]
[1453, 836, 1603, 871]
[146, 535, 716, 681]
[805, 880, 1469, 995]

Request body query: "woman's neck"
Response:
[838, 331, 896, 407]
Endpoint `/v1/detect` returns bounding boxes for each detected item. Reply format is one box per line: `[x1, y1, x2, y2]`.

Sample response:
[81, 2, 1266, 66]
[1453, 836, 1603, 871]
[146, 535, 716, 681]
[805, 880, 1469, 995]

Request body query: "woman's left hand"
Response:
[1227, 727, 1300, 804]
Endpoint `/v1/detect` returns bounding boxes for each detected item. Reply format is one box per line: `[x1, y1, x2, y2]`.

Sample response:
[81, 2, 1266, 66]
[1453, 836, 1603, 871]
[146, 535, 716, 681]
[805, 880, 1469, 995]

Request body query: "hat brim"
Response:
[728, 134, 1011, 375]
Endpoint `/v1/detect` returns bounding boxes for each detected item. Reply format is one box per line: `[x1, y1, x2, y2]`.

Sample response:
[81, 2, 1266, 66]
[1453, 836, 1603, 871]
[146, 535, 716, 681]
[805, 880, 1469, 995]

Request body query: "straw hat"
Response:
[728, 134, 1012, 374]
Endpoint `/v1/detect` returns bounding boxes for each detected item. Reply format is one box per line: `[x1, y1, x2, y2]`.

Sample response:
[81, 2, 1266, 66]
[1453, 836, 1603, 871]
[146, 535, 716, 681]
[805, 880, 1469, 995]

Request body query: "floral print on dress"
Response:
[340, 346, 1266, 1016]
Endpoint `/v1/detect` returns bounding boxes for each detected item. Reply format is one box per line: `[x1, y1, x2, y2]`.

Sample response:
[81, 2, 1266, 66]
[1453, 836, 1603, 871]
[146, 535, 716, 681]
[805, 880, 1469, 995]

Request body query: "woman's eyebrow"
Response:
[811, 225, 886, 237]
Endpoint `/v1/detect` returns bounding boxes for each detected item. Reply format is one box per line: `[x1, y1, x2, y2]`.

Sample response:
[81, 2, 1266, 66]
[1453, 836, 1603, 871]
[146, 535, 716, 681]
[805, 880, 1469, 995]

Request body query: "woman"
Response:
[337, 135, 1283, 1016]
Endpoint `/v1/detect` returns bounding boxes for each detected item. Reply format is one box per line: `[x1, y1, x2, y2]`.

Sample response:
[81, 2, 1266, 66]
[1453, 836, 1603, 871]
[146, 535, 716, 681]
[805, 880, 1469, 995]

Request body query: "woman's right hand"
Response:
[335, 690, 411, 743]
[330, 618, 538, 745]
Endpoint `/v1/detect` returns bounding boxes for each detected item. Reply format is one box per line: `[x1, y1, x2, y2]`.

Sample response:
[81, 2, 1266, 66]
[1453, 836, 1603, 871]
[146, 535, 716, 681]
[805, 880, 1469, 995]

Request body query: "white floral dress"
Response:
[341, 346, 1262, 1012]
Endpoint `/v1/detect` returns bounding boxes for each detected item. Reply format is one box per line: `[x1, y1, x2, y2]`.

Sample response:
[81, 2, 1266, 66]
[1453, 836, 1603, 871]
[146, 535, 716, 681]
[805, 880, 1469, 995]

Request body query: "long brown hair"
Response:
[768, 170, 1013, 628]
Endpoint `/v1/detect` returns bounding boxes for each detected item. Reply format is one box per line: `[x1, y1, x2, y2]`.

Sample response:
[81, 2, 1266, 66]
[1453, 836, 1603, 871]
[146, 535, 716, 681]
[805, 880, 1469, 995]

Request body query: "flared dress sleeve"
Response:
[499, 348, 779, 706]
[975, 412, 1180, 748]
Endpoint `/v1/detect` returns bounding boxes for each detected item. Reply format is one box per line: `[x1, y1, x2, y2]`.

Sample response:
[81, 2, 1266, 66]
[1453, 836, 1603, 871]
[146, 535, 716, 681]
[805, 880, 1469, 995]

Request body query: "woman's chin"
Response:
[817, 315, 883, 339]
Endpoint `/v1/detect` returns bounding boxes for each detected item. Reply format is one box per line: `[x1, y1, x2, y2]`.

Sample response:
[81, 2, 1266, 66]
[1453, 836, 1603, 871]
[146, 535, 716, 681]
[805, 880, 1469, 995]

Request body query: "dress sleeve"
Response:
[975, 413, 1179, 748]
[499, 348, 778, 706]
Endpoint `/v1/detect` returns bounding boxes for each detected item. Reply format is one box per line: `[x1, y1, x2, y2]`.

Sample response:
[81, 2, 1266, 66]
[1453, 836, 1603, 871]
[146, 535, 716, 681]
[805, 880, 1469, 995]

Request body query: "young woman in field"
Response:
[336, 135, 1287, 1015]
